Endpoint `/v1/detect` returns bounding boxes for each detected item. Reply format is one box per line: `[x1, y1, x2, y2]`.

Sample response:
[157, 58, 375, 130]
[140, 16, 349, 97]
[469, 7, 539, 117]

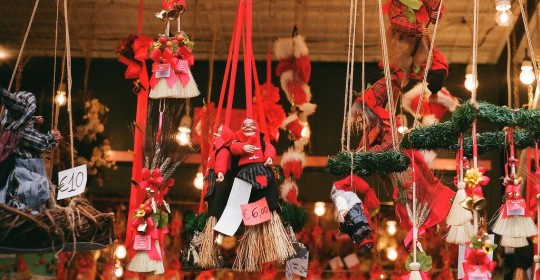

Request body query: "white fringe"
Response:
[274, 37, 294, 60]
[281, 147, 305, 165]
[292, 35, 309, 57]
[500, 236, 529, 248]
[149, 71, 200, 99]
[127, 251, 162, 273]
[280, 178, 298, 200]
[492, 215, 537, 237]
[298, 102, 317, 116]
[446, 188, 473, 226]
[445, 222, 474, 245]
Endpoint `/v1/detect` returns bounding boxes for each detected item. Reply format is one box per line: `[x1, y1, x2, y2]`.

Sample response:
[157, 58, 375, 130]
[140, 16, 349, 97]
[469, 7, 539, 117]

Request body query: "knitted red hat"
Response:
[334, 175, 380, 211]
[355, 89, 389, 120]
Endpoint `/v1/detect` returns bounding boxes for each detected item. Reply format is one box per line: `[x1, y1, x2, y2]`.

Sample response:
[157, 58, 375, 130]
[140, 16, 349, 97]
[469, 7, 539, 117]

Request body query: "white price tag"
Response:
[290, 251, 309, 277]
[285, 261, 293, 280]
[57, 165, 88, 200]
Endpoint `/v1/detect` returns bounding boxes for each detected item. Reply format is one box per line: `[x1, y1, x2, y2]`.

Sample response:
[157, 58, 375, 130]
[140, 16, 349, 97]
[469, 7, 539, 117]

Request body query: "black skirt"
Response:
[204, 169, 235, 219]
[237, 163, 280, 211]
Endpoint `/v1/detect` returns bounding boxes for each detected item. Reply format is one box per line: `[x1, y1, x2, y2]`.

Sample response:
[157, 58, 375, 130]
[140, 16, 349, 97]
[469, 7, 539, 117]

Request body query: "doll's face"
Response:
[241, 119, 257, 137]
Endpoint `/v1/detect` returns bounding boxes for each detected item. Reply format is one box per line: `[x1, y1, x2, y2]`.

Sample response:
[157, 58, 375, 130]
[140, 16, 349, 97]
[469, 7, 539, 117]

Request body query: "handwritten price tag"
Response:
[133, 235, 152, 251]
[241, 198, 271, 226]
[506, 199, 525, 216]
[57, 165, 87, 200]
[290, 251, 309, 277]
[154, 63, 171, 78]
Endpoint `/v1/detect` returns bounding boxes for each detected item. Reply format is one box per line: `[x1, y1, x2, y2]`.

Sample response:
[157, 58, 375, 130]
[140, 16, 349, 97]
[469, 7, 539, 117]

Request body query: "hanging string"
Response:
[518, 0, 540, 109]
[177, 14, 181, 33]
[206, 30, 217, 103]
[470, 0, 479, 104]
[413, 0, 444, 128]
[506, 38, 512, 107]
[224, 2, 245, 127]
[7, 0, 40, 92]
[244, 0, 253, 118]
[50, 0, 60, 130]
[376, 0, 398, 149]
[411, 151, 418, 264]
[340, 0, 357, 151]
[64, 0, 75, 168]
[361, 0, 367, 150]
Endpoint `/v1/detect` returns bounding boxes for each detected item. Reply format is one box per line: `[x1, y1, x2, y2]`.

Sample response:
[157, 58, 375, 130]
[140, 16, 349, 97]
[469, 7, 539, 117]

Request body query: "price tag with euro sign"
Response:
[57, 165, 87, 200]
[241, 198, 271, 226]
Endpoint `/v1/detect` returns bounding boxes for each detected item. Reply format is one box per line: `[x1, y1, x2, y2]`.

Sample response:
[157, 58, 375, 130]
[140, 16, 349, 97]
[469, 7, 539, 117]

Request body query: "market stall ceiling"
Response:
[0, 0, 516, 64]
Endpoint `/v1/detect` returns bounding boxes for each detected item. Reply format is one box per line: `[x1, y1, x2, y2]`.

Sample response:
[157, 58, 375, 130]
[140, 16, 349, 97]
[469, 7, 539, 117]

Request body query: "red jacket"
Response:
[230, 134, 276, 166]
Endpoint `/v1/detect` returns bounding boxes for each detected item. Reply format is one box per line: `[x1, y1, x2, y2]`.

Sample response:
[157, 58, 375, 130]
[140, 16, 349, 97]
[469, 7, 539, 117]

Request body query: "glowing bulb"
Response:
[397, 126, 409, 134]
[55, 92, 67, 106]
[387, 247, 398, 261]
[114, 244, 127, 259]
[464, 74, 478, 92]
[176, 126, 191, 146]
[114, 267, 124, 278]
[314, 202, 326, 217]
[193, 172, 204, 190]
[386, 220, 397, 236]
[301, 122, 311, 138]
[495, 0, 511, 11]
[0, 49, 8, 59]
[495, 10, 513, 26]
[520, 60, 535, 85]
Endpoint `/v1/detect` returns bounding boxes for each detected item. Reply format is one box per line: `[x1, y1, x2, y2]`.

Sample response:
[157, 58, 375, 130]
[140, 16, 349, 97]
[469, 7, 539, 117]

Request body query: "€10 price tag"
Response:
[57, 165, 88, 200]
[240, 197, 271, 226]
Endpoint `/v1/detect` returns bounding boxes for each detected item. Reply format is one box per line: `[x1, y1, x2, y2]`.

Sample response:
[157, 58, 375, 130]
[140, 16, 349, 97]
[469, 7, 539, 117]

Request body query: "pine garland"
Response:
[280, 203, 308, 232]
[184, 212, 208, 234]
[325, 151, 410, 177]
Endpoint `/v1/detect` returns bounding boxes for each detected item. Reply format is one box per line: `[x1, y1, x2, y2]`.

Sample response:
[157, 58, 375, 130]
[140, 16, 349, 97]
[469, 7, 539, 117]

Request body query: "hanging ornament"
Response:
[461, 227, 497, 280]
[491, 130, 537, 247]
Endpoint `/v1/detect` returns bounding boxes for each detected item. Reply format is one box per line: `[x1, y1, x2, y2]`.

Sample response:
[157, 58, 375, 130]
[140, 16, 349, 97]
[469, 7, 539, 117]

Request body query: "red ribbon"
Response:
[463, 248, 496, 280]
[404, 225, 426, 247]
[149, 48, 190, 88]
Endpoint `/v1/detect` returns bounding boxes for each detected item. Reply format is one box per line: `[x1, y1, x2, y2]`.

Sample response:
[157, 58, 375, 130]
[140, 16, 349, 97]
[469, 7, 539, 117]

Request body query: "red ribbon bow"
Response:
[463, 248, 496, 280]
[149, 47, 191, 88]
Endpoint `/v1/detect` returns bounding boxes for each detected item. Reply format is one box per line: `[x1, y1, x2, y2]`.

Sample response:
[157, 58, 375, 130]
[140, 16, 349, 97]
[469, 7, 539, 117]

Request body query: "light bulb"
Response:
[0, 48, 8, 59]
[114, 267, 124, 278]
[464, 74, 478, 92]
[386, 247, 398, 261]
[386, 220, 397, 236]
[495, 10, 513, 26]
[397, 126, 409, 134]
[495, 0, 511, 11]
[176, 126, 191, 146]
[301, 122, 311, 139]
[314, 202, 326, 217]
[193, 172, 204, 190]
[55, 92, 67, 106]
[114, 244, 127, 259]
[520, 60, 535, 85]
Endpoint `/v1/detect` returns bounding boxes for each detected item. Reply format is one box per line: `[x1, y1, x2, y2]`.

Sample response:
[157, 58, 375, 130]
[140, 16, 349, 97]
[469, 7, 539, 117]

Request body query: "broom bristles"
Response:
[500, 236, 528, 248]
[492, 215, 537, 237]
[267, 211, 296, 263]
[149, 73, 200, 99]
[198, 216, 219, 268]
[446, 222, 474, 245]
[446, 188, 472, 226]
[233, 225, 261, 272]
[127, 251, 162, 273]
[409, 262, 422, 280]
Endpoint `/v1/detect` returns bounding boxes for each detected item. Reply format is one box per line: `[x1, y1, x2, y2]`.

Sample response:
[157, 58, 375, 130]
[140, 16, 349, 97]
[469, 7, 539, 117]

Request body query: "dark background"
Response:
[0, 56, 520, 218]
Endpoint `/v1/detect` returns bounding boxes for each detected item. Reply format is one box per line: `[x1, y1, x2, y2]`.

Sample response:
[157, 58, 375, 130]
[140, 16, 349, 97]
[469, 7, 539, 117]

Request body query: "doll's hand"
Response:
[52, 130, 63, 141]
[217, 172, 224, 182]
[338, 210, 348, 222]
[422, 26, 429, 36]
[35, 116, 44, 125]
[242, 144, 259, 153]
[265, 157, 273, 166]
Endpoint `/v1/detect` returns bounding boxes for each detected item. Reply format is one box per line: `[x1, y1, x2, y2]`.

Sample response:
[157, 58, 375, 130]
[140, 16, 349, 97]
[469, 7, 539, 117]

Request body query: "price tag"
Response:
[343, 253, 359, 268]
[57, 165, 87, 200]
[328, 256, 344, 271]
[290, 251, 309, 277]
[285, 261, 293, 280]
[154, 63, 171, 78]
[133, 235, 152, 251]
[468, 266, 489, 280]
[240, 198, 271, 226]
[506, 199, 525, 216]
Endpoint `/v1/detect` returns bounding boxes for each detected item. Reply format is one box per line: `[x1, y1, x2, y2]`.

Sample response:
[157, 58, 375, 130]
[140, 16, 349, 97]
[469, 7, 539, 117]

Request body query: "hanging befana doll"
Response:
[197, 125, 235, 269]
[331, 174, 380, 254]
[0, 88, 62, 214]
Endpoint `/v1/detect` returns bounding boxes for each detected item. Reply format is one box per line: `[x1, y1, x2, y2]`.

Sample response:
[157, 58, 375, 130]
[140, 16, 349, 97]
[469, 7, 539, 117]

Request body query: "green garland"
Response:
[184, 212, 208, 234]
[280, 203, 308, 233]
[401, 100, 540, 152]
[325, 151, 410, 177]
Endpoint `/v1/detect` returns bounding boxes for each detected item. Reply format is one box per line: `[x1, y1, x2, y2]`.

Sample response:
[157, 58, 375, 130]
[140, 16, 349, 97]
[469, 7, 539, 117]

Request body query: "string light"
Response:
[301, 122, 311, 139]
[114, 244, 127, 259]
[176, 115, 192, 146]
[193, 171, 204, 190]
[0, 48, 8, 59]
[386, 247, 398, 261]
[55, 83, 67, 106]
[114, 266, 124, 278]
[495, 0, 513, 27]
[386, 220, 397, 236]
[520, 58, 535, 85]
[314, 202, 326, 217]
